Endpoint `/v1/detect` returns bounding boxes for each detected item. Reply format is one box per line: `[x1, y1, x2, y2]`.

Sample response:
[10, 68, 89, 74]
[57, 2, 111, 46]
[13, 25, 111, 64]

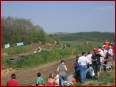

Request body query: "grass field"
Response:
[1, 41, 115, 86]
[2, 41, 103, 69]
[74, 68, 115, 86]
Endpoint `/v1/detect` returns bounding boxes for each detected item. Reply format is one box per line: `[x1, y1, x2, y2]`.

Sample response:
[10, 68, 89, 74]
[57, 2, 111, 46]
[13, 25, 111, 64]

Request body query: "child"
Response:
[72, 76, 76, 84]
[36, 72, 45, 86]
[54, 70, 59, 86]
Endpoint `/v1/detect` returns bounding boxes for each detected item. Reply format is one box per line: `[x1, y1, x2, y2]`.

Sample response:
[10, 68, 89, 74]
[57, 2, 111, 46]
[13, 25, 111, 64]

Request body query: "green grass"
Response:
[87, 83, 95, 86]
[74, 69, 115, 86]
[2, 41, 114, 85]
[2, 41, 103, 69]
[2, 48, 73, 68]
[2, 45, 32, 57]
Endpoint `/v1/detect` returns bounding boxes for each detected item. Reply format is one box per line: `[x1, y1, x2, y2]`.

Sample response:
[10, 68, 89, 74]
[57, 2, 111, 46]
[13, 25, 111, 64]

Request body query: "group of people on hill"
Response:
[6, 40, 115, 86]
[74, 40, 115, 83]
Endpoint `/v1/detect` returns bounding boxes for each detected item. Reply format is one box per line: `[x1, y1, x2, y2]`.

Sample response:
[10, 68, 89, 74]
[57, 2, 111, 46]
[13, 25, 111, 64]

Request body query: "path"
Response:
[1, 55, 76, 86]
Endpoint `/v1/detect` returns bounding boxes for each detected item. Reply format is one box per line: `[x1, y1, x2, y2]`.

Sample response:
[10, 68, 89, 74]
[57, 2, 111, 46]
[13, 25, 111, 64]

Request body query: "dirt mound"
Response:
[30, 43, 52, 50]
[1, 68, 17, 76]
[19, 43, 52, 56]
[1, 53, 8, 58]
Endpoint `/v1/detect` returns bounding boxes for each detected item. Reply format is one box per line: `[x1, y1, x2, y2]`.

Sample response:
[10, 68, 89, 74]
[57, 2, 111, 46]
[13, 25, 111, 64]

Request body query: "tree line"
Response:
[2, 16, 114, 48]
[2, 16, 47, 47]
[56, 32, 114, 42]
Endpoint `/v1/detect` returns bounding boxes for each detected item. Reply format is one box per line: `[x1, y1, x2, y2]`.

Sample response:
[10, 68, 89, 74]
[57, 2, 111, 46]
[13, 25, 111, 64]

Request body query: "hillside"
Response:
[1, 41, 115, 86]
[55, 32, 114, 42]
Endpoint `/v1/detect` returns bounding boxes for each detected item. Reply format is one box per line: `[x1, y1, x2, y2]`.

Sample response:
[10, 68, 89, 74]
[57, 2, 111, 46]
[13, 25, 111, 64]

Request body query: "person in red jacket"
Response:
[6, 73, 19, 86]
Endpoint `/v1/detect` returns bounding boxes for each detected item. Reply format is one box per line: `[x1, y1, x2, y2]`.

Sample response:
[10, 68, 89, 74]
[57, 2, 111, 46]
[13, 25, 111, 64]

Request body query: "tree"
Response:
[2, 16, 46, 47]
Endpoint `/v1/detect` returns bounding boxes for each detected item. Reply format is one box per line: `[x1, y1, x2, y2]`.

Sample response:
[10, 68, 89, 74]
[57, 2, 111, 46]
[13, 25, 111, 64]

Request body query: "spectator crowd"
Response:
[6, 40, 115, 86]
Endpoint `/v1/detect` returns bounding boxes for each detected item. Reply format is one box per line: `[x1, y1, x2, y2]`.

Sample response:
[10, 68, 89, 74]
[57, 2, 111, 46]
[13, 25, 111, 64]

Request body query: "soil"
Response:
[1, 55, 76, 86]
[19, 43, 52, 56]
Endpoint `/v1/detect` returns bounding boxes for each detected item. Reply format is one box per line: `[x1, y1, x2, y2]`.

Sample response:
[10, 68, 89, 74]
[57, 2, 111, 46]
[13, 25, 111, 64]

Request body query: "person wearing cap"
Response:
[92, 48, 105, 81]
[78, 52, 89, 83]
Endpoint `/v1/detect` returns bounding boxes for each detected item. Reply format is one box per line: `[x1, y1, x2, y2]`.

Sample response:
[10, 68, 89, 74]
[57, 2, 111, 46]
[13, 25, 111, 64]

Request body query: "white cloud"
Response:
[95, 6, 114, 11]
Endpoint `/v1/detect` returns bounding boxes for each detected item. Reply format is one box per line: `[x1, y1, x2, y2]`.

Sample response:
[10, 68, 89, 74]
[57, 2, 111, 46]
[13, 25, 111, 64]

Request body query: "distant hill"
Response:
[55, 32, 114, 42]
[54, 32, 71, 34]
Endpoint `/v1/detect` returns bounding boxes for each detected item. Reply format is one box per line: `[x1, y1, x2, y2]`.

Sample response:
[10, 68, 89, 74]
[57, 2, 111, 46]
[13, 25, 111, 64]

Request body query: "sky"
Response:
[1, 1, 115, 33]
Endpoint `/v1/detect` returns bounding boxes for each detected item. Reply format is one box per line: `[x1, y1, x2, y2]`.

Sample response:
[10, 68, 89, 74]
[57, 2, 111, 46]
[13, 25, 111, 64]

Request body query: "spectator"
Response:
[57, 60, 68, 86]
[113, 41, 115, 68]
[98, 46, 105, 73]
[92, 48, 105, 81]
[103, 42, 106, 48]
[47, 74, 55, 86]
[6, 73, 19, 86]
[108, 46, 113, 61]
[112, 43, 115, 61]
[105, 39, 110, 49]
[54, 70, 59, 86]
[78, 52, 89, 83]
[86, 51, 92, 67]
[72, 76, 77, 84]
[103, 46, 108, 56]
[36, 72, 45, 86]
[74, 55, 80, 82]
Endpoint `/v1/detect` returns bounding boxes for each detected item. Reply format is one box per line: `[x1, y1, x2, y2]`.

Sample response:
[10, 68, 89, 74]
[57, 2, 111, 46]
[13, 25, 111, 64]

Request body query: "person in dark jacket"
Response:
[74, 55, 80, 82]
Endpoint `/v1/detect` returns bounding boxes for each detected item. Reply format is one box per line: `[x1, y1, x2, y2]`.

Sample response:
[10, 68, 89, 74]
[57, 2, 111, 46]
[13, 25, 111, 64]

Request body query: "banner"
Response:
[17, 42, 24, 46]
[4, 43, 10, 48]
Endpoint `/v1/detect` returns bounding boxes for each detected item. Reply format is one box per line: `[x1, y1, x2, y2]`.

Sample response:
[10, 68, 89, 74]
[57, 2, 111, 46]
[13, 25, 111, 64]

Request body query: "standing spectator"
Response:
[112, 42, 115, 68]
[103, 46, 108, 56]
[74, 55, 80, 82]
[92, 48, 105, 81]
[57, 60, 68, 86]
[6, 73, 19, 86]
[103, 43, 106, 48]
[78, 52, 89, 83]
[86, 51, 92, 67]
[47, 74, 55, 86]
[98, 46, 105, 73]
[36, 72, 45, 86]
[108, 46, 113, 61]
[105, 39, 110, 49]
[112, 43, 115, 61]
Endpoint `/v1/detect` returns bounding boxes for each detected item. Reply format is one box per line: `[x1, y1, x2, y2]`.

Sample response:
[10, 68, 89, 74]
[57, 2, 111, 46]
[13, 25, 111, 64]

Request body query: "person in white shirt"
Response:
[78, 52, 89, 83]
[86, 51, 92, 67]
[103, 46, 108, 56]
[54, 70, 59, 86]
[98, 46, 105, 73]
[108, 46, 113, 57]
[108, 45, 114, 62]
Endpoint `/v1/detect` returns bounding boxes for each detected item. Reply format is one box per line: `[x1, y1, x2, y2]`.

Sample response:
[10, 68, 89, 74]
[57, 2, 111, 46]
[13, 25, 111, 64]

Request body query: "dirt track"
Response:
[1, 55, 76, 86]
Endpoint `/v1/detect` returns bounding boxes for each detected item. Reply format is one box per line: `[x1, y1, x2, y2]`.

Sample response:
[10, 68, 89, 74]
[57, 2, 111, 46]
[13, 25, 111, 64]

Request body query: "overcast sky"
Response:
[2, 1, 115, 33]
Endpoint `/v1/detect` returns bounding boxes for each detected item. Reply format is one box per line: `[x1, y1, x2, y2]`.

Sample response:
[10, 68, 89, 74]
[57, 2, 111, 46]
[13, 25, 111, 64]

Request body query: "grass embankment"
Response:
[75, 69, 115, 86]
[2, 41, 102, 69]
[2, 45, 32, 57]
